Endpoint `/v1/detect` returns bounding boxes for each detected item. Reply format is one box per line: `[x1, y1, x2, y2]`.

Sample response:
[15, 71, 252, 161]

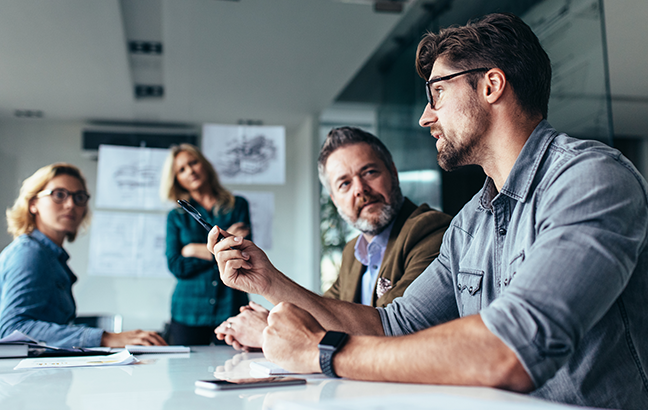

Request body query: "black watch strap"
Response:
[318, 331, 348, 378]
[319, 348, 338, 378]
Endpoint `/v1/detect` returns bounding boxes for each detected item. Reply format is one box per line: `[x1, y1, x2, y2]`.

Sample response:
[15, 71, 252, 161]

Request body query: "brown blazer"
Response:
[323, 198, 452, 307]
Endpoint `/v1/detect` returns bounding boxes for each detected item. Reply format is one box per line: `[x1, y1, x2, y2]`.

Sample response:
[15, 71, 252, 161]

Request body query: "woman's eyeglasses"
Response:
[37, 188, 90, 206]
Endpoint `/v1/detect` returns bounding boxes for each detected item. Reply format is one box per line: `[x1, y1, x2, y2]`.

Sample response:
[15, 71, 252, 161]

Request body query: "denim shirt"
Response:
[378, 121, 648, 409]
[0, 229, 104, 348]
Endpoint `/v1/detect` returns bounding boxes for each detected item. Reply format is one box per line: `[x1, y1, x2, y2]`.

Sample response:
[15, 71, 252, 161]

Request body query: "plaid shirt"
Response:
[165, 196, 250, 326]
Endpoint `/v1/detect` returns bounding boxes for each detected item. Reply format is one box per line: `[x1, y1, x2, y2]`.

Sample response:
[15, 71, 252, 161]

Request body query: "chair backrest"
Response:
[74, 314, 123, 333]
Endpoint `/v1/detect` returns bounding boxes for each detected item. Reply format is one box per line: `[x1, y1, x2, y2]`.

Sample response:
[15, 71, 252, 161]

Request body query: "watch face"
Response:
[318, 331, 348, 349]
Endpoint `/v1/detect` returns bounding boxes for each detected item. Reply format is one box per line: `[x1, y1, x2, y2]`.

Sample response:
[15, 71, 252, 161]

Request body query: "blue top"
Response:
[354, 220, 394, 306]
[165, 196, 251, 326]
[378, 121, 648, 409]
[0, 229, 104, 348]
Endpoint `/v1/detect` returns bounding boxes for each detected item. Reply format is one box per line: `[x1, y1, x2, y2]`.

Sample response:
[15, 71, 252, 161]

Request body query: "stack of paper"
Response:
[14, 350, 138, 370]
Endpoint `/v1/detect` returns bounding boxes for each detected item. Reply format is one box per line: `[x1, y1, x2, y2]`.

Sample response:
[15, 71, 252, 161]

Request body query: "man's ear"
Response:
[483, 68, 506, 104]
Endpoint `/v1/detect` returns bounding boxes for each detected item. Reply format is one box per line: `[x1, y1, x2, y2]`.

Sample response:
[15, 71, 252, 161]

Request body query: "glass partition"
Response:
[320, 0, 613, 291]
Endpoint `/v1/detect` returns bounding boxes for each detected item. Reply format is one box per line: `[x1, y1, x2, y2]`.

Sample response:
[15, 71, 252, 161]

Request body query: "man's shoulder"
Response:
[544, 135, 648, 199]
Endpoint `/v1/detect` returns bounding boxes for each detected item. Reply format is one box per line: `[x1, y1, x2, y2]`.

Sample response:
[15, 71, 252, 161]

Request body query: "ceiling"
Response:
[0, 0, 645, 138]
[0, 0, 407, 131]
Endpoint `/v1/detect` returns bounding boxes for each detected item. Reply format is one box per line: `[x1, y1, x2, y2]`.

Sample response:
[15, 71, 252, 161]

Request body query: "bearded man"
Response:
[214, 126, 451, 350]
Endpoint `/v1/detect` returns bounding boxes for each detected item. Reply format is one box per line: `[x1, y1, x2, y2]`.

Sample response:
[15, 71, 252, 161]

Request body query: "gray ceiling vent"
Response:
[120, 0, 164, 100]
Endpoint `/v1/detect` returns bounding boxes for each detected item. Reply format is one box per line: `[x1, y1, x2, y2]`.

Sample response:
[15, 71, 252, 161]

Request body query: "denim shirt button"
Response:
[209, 298, 216, 305]
[212, 281, 218, 286]
[499, 228, 507, 236]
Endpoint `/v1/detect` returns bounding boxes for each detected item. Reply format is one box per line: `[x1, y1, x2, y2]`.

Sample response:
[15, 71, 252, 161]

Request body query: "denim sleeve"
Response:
[378, 243, 460, 336]
[165, 209, 214, 279]
[480, 152, 648, 387]
[0, 245, 103, 348]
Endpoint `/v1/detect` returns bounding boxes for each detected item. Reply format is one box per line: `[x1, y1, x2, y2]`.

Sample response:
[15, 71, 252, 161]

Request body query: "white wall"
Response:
[0, 117, 320, 332]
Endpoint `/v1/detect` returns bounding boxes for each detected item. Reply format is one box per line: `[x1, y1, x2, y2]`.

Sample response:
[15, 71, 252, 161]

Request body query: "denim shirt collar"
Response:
[29, 229, 70, 264]
[480, 120, 559, 208]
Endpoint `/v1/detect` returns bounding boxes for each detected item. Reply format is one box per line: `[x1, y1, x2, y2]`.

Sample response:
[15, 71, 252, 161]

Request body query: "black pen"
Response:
[177, 199, 225, 242]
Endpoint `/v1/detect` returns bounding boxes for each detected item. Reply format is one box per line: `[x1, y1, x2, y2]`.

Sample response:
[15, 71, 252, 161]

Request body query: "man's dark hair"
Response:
[318, 127, 395, 191]
[416, 12, 551, 119]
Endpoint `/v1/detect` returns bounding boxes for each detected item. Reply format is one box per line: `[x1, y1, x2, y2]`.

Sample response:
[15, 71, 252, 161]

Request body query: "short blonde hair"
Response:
[159, 144, 235, 213]
[6, 163, 91, 242]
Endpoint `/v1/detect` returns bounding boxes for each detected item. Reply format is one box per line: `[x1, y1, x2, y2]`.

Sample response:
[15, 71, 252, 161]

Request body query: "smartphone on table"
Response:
[195, 376, 306, 391]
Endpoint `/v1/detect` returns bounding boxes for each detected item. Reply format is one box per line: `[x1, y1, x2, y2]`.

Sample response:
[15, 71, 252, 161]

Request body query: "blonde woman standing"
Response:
[160, 144, 251, 345]
[0, 163, 166, 348]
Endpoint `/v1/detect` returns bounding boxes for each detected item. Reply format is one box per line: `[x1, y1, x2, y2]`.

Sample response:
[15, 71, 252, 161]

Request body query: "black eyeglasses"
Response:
[37, 188, 90, 206]
[425, 67, 490, 109]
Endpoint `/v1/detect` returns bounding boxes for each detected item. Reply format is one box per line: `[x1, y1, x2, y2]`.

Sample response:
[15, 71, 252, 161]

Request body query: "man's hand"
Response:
[100, 330, 167, 347]
[262, 302, 325, 374]
[207, 226, 283, 297]
[215, 301, 269, 351]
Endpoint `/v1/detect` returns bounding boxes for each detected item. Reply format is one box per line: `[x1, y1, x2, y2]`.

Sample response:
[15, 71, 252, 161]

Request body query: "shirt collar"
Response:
[29, 229, 69, 263]
[480, 120, 559, 208]
[354, 219, 396, 266]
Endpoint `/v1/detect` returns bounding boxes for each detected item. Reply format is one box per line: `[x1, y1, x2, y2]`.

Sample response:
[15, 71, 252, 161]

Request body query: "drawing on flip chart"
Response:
[218, 135, 277, 178]
[202, 124, 286, 185]
[95, 145, 171, 210]
[113, 164, 159, 188]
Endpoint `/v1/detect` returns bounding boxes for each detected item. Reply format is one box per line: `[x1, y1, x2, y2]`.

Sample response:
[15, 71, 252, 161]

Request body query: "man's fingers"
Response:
[249, 301, 269, 313]
[215, 248, 249, 266]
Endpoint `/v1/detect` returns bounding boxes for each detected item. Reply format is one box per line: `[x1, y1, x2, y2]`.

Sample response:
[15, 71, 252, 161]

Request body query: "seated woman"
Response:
[0, 163, 166, 348]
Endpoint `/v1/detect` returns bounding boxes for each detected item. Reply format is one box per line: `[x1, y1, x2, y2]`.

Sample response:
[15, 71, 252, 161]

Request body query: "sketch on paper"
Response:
[95, 145, 171, 210]
[87, 211, 171, 278]
[218, 135, 277, 178]
[113, 164, 159, 188]
[202, 124, 286, 185]
[234, 191, 274, 251]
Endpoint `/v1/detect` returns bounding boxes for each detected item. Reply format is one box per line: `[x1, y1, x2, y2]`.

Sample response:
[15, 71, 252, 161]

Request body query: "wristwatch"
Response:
[318, 331, 348, 378]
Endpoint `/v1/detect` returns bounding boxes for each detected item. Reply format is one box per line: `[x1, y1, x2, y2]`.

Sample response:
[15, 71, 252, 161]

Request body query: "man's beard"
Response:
[338, 178, 403, 236]
[436, 94, 490, 172]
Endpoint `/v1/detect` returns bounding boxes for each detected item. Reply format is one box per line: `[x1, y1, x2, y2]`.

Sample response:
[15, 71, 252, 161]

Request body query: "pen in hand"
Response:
[177, 199, 226, 242]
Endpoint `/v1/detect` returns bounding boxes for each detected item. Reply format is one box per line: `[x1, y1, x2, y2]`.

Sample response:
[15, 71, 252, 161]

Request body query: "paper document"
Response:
[14, 349, 137, 370]
[0, 330, 39, 344]
[125, 345, 190, 354]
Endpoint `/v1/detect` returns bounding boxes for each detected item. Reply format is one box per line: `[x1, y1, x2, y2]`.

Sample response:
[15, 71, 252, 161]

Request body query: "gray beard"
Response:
[338, 185, 403, 237]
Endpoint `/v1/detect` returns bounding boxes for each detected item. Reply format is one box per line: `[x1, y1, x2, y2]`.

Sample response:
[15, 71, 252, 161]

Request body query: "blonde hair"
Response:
[6, 163, 91, 242]
[159, 144, 235, 213]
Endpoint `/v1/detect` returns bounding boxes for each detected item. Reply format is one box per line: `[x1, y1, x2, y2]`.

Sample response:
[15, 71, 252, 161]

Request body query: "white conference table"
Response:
[0, 345, 588, 410]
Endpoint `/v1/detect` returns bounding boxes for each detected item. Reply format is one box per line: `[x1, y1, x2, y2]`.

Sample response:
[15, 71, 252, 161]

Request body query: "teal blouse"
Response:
[165, 196, 250, 327]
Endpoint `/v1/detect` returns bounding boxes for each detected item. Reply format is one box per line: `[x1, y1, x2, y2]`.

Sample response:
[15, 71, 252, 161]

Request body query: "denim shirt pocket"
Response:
[456, 270, 484, 316]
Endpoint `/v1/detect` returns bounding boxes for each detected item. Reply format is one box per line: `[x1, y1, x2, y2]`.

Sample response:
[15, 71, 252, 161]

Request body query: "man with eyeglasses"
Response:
[209, 13, 648, 409]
